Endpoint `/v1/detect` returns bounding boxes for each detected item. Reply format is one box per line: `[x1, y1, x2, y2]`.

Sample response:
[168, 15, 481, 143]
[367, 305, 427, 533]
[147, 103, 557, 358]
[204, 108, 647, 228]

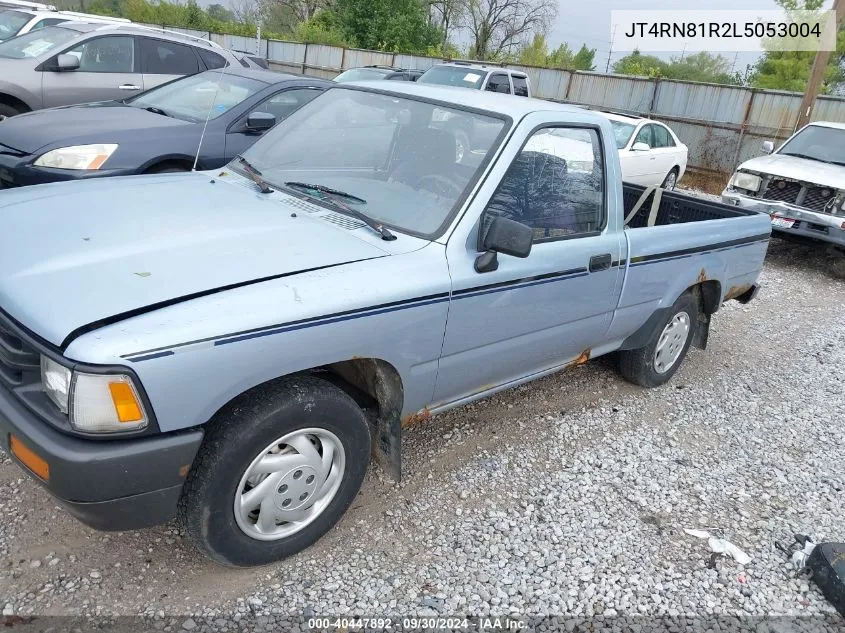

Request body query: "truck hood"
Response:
[739, 153, 845, 189]
[0, 172, 392, 347]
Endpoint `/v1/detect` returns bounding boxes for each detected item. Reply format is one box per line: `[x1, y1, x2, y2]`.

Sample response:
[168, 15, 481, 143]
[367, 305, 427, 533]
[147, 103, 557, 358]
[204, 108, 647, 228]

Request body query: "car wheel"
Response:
[618, 291, 698, 388]
[454, 129, 471, 163]
[178, 375, 371, 567]
[0, 103, 22, 120]
[661, 169, 678, 191]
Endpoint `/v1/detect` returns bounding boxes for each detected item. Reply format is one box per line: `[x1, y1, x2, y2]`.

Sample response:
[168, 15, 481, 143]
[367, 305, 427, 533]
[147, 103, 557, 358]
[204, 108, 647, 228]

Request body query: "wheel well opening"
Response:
[0, 93, 30, 114]
[314, 358, 404, 481]
[144, 159, 194, 173]
[694, 279, 722, 315]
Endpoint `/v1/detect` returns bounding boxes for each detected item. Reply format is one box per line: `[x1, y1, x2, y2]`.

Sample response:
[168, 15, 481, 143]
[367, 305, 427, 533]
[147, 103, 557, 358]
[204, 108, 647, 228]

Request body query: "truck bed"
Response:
[622, 182, 757, 228]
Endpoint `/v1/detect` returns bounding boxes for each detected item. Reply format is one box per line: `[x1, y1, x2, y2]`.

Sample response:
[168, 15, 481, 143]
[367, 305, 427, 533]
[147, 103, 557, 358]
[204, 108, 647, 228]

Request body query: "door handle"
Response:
[589, 253, 612, 272]
[119, 84, 141, 90]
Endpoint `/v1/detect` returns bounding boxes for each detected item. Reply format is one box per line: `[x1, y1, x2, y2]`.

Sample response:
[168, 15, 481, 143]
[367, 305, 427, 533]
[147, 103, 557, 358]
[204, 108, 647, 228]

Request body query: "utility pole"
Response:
[605, 24, 617, 73]
[795, 0, 845, 131]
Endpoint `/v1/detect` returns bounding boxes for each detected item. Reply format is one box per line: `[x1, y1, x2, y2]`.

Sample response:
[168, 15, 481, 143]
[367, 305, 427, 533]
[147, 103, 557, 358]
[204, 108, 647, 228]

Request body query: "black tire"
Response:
[661, 168, 679, 191]
[145, 163, 189, 174]
[178, 375, 371, 567]
[0, 103, 22, 119]
[618, 291, 698, 388]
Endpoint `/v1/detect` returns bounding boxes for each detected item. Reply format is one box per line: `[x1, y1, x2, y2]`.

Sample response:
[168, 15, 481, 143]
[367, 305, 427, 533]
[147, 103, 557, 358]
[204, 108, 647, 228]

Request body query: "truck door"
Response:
[433, 116, 625, 406]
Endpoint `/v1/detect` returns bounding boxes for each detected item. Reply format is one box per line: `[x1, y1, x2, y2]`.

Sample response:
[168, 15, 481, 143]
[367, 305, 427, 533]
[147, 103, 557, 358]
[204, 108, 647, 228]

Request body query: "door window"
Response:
[485, 73, 511, 94]
[512, 75, 529, 96]
[634, 124, 653, 148]
[141, 38, 199, 74]
[652, 124, 674, 147]
[481, 126, 605, 243]
[66, 36, 135, 72]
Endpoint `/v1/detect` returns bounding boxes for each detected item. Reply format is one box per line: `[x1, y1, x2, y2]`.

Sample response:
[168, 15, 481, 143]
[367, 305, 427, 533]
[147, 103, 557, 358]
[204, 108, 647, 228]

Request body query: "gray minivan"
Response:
[0, 21, 244, 118]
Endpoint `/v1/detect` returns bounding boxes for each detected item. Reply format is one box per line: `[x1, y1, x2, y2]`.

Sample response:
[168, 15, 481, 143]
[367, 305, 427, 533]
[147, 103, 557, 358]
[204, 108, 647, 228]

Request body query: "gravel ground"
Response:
[0, 237, 843, 631]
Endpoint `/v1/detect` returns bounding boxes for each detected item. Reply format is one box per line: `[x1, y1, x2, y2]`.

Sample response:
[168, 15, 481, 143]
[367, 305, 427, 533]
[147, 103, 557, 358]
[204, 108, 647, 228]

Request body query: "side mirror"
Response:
[56, 54, 80, 71]
[631, 141, 650, 151]
[475, 216, 533, 273]
[761, 140, 774, 154]
[246, 111, 276, 133]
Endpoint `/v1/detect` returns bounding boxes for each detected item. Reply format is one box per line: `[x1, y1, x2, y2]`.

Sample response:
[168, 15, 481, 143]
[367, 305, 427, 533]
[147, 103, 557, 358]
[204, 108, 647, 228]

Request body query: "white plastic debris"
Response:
[683, 528, 752, 565]
[791, 540, 816, 569]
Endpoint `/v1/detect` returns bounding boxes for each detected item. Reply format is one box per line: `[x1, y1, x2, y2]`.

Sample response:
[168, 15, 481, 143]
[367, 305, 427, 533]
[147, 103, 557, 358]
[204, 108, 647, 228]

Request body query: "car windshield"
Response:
[334, 68, 392, 82]
[127, 72, 265, 123]
[417, 65, 485, 89]
[236, 88, 507, 237]
[0, 24, 78, 58]
[0, 10, 30, 41]
[778, 124, 845, 166]
[609, 120, 636, 149]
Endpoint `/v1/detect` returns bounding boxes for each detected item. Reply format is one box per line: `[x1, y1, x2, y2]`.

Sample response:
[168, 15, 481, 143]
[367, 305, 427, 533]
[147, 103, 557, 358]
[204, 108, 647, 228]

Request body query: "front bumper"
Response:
[0, 153, 132, 189]
[0, 383, 203, 531]
[721, 189, 845, 247]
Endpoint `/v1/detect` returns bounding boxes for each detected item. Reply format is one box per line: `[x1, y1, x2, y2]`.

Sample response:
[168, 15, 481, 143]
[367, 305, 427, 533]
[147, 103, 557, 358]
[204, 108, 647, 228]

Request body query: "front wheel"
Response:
[618, 291, 698, 387]
[178, 376, 371, 567]
[0, 103, 23, 120]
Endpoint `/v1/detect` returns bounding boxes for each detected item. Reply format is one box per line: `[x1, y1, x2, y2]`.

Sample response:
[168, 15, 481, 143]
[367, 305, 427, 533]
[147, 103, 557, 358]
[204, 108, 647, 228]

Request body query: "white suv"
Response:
[0, 1, 130, 42]
[417, 62, 531, 97]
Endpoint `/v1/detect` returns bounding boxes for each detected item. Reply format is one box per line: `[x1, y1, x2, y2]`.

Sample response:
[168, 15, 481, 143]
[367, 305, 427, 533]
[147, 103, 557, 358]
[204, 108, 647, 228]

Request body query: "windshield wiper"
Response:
[144, 106, 171, 118]
[284, 181, 396, 241]
[780, 151, 835, 164]
[235, 155, 273, 194]
[284, 181, 367, 205]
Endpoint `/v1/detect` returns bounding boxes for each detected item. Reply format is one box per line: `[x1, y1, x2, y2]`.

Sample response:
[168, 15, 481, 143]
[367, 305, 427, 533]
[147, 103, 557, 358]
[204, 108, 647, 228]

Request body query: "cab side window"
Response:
[65, 36, 135, 73]
[512, 75, 529, 96]
[481, 126, 605, 243]
[140, 38, 199, 74]
[652, 125, 674, 148]
[634, 124, 653, 148]
[485, 73, 511, 94]
[246, 88, 322, 124]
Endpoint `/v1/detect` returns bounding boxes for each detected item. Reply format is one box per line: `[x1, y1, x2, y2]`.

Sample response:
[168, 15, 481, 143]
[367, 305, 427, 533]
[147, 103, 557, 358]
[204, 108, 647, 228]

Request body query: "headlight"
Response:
[729, 171, 762, 192]
[40, 355, 148, 433]
[33, 144, 118, 170]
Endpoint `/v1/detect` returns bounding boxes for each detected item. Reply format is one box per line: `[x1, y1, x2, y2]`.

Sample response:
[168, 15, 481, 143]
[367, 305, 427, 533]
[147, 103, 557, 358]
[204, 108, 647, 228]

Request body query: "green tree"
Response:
[206, 4, 236, 22]
[749, 0, 844, 93]
[518, 36, 595, 70]
[571, 44, 595, 71]
[294, 9, 347, 45]
[612, 50, 666, 77]
[333, 0, 441, 53]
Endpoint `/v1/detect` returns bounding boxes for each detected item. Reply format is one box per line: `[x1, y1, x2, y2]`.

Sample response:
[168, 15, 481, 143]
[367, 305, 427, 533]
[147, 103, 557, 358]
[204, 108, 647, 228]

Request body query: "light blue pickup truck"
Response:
[0, 82, 770, 567]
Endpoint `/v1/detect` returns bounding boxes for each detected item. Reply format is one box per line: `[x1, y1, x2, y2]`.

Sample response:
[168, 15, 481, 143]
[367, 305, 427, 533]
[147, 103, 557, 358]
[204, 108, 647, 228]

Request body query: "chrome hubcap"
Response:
[653, 311, 690, 374]
[234, 428, 345, 541]
[455, 139, 465, 163]
[664, 172, 676, 190]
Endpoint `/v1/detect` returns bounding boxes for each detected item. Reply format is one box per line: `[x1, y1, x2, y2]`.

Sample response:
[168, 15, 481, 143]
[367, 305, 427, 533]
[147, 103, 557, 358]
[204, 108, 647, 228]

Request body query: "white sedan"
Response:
[601, 111, 688, 190]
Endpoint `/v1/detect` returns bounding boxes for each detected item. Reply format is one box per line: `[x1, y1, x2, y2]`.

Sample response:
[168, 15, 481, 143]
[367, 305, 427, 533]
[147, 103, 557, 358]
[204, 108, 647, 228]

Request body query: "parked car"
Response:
[0, 68, 329, 188]
[0, 83, 769, 567]
[0, 22, 246, 118]
[0, 0, 54, 10]
[417, 61, 531, 97]
[0, 7, 130, 42]
[722, 121, 845, 248]
[334, 65, 423, 82]
[598, 111, 688, 189]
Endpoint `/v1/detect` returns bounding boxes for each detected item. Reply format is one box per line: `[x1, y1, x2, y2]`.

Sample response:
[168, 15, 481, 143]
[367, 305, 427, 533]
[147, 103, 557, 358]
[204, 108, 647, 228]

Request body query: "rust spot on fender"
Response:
[566, 348, 591, 369]
[178, 464, 190, 478]
[724, 284, 752, 301]
[696, 268, 708, 283]
[402, 407, 431, 428]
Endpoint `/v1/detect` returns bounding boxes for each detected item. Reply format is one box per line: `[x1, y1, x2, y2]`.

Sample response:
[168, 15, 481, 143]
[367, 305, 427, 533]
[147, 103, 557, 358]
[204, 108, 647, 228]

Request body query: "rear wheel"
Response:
[618, 291, 698, 387]
[661, 168, 679, 191]
[178, 376, 371, 567]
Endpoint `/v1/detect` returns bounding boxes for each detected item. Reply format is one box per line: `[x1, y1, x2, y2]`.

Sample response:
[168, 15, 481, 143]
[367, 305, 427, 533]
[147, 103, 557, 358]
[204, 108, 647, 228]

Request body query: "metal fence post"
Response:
[732, 89, 756, 170]
[302, 42, 308, 75]
[649, 78, 660, 115]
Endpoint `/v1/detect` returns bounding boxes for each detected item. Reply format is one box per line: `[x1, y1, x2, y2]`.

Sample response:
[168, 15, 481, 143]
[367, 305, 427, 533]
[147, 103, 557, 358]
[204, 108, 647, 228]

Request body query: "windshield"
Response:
[609, 120, 636, 149]
[0, 10, 30, 41]
[778, 124, 845, 166]
[236, 88, 507, 237]
[334, 68, 392, 82]
[127, 72, 265, 122]
[0, 24, 78, 58]
[417, 65, 485, 89]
